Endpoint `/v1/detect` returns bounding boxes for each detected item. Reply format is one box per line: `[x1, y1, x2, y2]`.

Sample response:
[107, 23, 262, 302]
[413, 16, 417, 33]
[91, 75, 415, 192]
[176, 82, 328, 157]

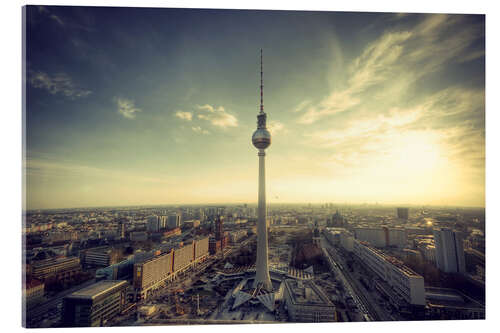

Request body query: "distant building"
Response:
[147, 216, 160, 232]
[354, 226, 407, 248]
[283, 279, 337, 322]
[117, 221, 125, 239]
[62, 280, 129, 327]
[328, 210, 345, 227]
[353, 239, 426, 306]
[167, 213, 182, 229]
[30, 256, 81, 281]
[130, 231, 148, 242]
[433, 228, 466, 273]
[183, 220, 200, 229]
[397, 207, 409, 220]
[83, 247, 119, 268]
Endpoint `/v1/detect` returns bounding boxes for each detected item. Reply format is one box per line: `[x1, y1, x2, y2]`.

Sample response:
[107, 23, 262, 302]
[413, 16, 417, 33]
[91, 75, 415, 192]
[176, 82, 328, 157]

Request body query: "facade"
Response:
[147, 216, 160, 232]
[354, 226, 407, 248]
[173, 242, 193, 272]
[132, 237, 209, 300]
[354, 227, 386, 247]
[24, 279, 45, 307]
[30, 256, 81, 281]
[167, 213, 181, 229]
[62, 280, 128, 327]
[353, 239, 426, 306]
[433, 228, 466, 273]
[283, 279, 336, 322]
[194, 236, 209, 260]
[397, 207, 410, 219]
[133, 251, 173, 300]
[84, 247, 118, 268]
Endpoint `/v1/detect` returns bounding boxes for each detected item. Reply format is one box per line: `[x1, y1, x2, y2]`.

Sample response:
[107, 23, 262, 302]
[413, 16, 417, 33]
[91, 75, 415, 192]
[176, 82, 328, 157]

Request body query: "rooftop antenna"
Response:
[260, 48, 264, 114]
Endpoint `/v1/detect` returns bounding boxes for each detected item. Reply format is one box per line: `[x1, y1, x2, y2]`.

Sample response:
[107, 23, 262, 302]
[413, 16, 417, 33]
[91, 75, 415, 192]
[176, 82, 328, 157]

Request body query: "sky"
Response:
[24, 6, 485, 210]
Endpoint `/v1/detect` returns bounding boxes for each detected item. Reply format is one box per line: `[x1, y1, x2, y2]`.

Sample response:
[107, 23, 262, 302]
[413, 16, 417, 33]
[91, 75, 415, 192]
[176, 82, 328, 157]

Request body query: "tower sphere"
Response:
[252, 128, 271, 149]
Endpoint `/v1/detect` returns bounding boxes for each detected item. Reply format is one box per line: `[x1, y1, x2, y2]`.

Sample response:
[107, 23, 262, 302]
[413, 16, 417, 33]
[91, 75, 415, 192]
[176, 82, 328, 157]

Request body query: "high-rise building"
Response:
[397, 207, 409, 219]
[167, 213, 181, 229]
[252, 49, 272, 290]
[62, 280, 128, 327]
[433, 228, 466, 273]
[147, 216, 160, 232]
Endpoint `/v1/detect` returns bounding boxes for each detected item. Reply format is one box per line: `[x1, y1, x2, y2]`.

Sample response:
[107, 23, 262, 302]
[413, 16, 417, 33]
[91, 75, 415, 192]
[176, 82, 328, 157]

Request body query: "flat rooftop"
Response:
[67, 280, 128, 300]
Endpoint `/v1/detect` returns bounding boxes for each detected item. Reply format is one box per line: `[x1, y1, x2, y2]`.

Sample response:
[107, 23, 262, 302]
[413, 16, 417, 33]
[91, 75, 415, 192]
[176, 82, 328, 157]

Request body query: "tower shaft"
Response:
[254, 149, 272, 290]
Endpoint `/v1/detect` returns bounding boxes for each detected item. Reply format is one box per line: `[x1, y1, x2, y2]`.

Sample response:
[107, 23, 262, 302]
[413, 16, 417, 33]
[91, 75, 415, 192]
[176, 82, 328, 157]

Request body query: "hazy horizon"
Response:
[25, 7, 485, 210]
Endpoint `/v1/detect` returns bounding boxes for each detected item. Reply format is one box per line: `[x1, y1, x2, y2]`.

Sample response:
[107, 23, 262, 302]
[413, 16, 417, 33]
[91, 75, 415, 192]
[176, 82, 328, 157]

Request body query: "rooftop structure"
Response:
[283, 279, 336, 322]
[68, 280, 128, 300]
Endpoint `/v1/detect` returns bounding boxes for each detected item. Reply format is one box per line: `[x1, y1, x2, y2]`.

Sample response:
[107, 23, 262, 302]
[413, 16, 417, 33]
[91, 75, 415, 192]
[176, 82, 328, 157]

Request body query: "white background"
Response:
[1, 0, 498, 332]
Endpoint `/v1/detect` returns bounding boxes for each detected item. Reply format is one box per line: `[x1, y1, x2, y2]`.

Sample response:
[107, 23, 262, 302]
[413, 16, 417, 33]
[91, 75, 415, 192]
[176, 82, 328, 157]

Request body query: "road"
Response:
[25, 278, 97, 327]
[320, 236, 377, 321]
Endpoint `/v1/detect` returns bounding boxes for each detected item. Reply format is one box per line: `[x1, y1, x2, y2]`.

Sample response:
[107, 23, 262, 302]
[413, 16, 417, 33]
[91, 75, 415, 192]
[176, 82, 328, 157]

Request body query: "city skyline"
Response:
[25, 7, 485, 210]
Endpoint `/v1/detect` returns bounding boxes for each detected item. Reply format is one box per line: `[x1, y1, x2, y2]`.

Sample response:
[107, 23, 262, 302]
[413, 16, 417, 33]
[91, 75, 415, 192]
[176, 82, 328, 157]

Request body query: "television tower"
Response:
[252, 49, 272, 290]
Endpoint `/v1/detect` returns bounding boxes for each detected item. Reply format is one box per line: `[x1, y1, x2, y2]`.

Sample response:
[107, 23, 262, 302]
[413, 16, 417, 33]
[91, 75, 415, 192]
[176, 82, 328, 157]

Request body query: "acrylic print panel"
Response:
[22, 4, 485, 328]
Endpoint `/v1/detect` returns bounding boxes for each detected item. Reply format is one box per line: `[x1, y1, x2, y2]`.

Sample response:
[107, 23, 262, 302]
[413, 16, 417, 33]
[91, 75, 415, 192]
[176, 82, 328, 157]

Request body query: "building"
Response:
[352, 239, 426, 306]
[228, 230, 247, 243]
[183, 220, 200, 229]
[130, 231, 148, 242]
[30, 256, 81, 281]
[354, 226, 407, 248]
[167, 213, 182, 229]
[163, 227, 181, 239]
[147, 216, 160, 232]
[62, 280, 128, 327]
[83, 247, 119, 268]
[425, 287, 485, 319]
[117, 221, 125, 239]
[354, 227, 386, 247]
[24, 279, 44, 307]
[328, 210, 345, 227]
[132, 237, 209, 300]
[283, 279, 337, 322]
[252, 49, 272, 290]
[397, 207, 409, 220]
[433, 228, 466, 273]
[133, 251, 174, 300]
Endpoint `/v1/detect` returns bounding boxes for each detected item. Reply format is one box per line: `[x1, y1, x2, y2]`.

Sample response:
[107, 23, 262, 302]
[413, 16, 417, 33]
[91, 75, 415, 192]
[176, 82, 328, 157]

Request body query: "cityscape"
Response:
[22, 6, 485, 329]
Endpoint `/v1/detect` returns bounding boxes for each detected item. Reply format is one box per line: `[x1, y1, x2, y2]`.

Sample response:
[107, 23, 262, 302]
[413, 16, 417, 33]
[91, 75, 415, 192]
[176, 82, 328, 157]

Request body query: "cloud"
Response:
[175, 111, 193, 121]
[297, 14, 483, 125]
[192, 126, 210, 135]
[268, 121, 285, 134]
[116, 97, 142, 119]
[196, 104, 238, 128]
[29, 70, 91, 98]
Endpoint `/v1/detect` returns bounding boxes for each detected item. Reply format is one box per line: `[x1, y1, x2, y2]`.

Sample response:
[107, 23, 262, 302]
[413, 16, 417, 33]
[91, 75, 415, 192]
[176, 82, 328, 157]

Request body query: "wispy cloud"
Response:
[297, 14, 484, 125]
[196, 104, 238, 128]
[116, 97, 142, 119]
[192, 126, 210, 135]
[175, 111, 193, 121]
[29, 70, 91, 98]
[268, 121, 285, 134]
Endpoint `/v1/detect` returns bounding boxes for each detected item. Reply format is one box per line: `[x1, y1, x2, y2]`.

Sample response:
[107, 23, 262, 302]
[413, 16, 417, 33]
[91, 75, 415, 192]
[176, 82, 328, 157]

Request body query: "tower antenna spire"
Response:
[260, 48, 264, 114]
